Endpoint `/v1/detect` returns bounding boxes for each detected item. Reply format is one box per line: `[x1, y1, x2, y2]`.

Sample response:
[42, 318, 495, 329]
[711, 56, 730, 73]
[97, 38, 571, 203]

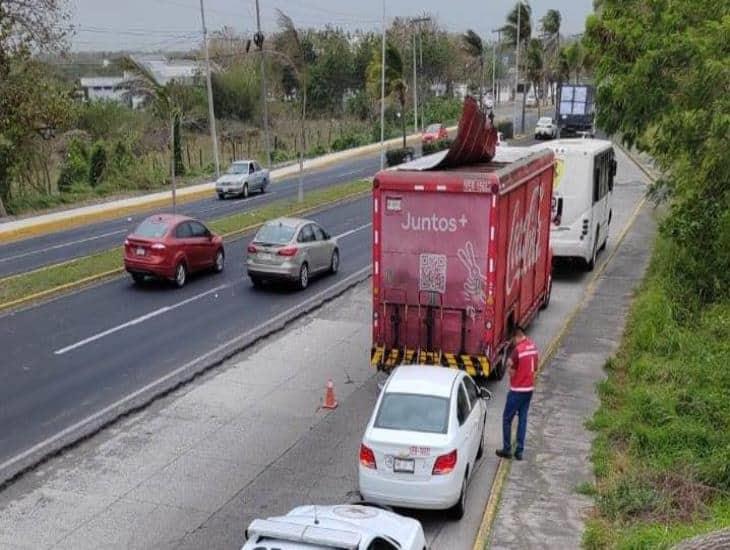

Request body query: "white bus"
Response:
[536, 139, 617, 270]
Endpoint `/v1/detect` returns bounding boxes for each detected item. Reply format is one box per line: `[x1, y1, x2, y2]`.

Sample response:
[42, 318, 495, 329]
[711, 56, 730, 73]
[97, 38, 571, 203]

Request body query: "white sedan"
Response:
[358, 366, 490, 520]
[241, 504, 427, 550]
[215, 160, 269, 199]
[534, 117, 558, 140]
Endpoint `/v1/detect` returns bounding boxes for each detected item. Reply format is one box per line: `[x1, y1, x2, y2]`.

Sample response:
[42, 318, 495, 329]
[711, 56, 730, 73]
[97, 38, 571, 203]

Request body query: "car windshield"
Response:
[133, 218, 169, 238]
[254, 222, 296, 245]
[425, 124, 440, 133]
[538, 118, 552, 125]
[227, 163, 248, 175]
[374, 393, 450, 434]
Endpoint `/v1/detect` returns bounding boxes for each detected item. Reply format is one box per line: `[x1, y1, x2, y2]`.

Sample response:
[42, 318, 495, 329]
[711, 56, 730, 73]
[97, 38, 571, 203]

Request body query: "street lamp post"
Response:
[491, 29, 501, 106]
[379, 0, 386, 170]
[199, 0, 220, 179]
[410, 16, 430, 133]
[254, 0, 272, 169]
[513, 1, 522, 135]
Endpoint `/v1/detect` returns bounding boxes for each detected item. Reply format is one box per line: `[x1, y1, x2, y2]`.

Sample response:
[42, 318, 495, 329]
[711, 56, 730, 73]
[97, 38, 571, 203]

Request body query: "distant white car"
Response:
[241, 504, 427, 550]
[358, 366, 491, 520]
[534, 117, 558, 140]
[497, 131, 508, 147]
[215, 160, 269, 199]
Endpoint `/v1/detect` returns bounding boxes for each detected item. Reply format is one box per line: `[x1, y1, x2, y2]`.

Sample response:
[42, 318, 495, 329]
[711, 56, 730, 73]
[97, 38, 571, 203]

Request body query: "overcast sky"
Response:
[70, 0, 593, 51]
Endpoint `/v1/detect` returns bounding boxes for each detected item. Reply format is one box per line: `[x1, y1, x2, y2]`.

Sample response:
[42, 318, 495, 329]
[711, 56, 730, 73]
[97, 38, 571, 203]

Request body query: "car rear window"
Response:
[426, 124, 440, 133]
[134, 219, 169, 238]
[374, 393, 449, 434]
[255, 222, 296, 245]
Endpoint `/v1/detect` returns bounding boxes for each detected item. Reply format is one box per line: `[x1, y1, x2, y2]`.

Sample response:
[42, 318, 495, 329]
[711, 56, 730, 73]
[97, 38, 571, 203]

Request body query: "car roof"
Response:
[533, 138, 613, 155]
[232, 159, 255, 164]
[264, 217, 313, 228]
[385, 366, 461, 398]
[141, 213, 193, 225]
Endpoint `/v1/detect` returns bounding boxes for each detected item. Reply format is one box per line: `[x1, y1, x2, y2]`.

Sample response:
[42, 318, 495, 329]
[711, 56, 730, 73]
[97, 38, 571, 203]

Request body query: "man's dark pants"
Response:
[501, 390, 533, 454]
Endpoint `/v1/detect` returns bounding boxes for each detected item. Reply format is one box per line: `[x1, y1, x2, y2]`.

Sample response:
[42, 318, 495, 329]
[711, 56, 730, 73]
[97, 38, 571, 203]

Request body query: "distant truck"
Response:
[370, 97, 555, 382]
[556, 84, 595, 137]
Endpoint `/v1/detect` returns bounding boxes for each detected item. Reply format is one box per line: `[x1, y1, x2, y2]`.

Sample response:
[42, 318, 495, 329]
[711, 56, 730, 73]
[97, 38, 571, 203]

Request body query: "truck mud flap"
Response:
[371, 347, 490, 379]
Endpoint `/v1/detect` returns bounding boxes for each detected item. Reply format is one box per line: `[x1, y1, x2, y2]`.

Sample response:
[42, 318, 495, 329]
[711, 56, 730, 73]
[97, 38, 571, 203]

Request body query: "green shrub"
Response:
[331, 131, 369, 152]
[422, 97, 462, 126]
[57, 138, 90, 193]
[422, 138, 452, 156]
[308, 144, 328, 157]
[497, 120, 514, 139]
[88, 142, 107, 187]
[385, 147, 415, 167]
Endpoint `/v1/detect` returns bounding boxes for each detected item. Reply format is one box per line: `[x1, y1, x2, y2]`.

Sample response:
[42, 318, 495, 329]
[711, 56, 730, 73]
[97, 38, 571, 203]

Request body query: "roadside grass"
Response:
[584, 235, 730, 549]
[0, 179, 371, 308]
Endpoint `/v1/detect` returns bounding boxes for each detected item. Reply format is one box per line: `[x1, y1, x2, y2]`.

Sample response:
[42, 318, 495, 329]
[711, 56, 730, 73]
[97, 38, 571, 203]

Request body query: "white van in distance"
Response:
[535, 139, 617, 270]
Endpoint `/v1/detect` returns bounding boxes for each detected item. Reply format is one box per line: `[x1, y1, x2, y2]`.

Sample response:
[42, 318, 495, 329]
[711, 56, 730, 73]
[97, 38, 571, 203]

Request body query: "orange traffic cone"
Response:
[322, 379, 338, 409]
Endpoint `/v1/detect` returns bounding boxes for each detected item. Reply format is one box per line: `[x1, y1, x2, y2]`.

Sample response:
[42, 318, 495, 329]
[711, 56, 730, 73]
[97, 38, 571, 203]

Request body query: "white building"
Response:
[79, 76, 127, 102]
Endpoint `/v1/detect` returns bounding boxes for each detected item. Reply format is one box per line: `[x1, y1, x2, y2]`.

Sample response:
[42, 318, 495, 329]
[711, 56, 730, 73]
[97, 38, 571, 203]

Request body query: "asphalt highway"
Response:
[0, 154, 379, 278]
[0, 196, 373, 478]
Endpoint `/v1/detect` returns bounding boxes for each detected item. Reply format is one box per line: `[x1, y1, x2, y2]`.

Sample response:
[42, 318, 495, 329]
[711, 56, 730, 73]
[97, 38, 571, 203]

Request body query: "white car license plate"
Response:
[135, 247, 145, 256]
[258, 252, 272, 261]
[393, 458, 415, 473]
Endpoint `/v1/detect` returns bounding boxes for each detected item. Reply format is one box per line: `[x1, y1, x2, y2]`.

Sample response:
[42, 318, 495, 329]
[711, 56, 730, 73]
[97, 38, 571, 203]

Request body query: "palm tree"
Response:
[119, 56, 185, 210]
[276, 10, 314, 154]
[540, 9, 561, 104]
[501, 1, 532, 132]
[526, 38, 544, 116]
[564, 42, 585, 83]
[366, 41, 409, 148]
[461, 29, 485, 103]
[501, 2, 532, 48]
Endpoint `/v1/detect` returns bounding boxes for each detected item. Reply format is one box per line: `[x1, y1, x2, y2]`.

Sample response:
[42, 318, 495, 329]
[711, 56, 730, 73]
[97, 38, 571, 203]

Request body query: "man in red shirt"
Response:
[496, 326, 539, 460]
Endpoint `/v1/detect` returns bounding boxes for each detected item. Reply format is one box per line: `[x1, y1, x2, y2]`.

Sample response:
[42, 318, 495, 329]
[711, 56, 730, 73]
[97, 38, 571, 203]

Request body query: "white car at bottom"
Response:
[358, 366, 490, 520]
[241, 504, 427, 550]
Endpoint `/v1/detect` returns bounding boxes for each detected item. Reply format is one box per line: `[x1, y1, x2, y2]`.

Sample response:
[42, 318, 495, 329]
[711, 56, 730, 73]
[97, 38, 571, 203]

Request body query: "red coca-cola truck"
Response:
[371, 100, 555, 381]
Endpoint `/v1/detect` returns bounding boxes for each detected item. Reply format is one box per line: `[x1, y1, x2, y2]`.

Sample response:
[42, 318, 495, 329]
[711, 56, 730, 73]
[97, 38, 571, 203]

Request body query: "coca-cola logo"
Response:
[506, 186, 543, 295]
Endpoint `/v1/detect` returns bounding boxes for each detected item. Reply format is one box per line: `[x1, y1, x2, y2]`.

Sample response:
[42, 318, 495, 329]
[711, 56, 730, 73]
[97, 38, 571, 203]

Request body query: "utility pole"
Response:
[170, 116, 177, 214]
[513, 1, 522, 135]
[491, 29, 500, 106]
[412, 31, 418, 133]
[254, 0, 272, 168]
[410, 16, 430, 133]
[199, 0, 220, 178]
[379, 0, 386, 170]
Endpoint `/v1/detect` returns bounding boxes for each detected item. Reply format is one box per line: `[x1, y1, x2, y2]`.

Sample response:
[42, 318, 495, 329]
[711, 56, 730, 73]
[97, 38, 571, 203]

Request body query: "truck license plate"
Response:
[393, 458, 415, 473]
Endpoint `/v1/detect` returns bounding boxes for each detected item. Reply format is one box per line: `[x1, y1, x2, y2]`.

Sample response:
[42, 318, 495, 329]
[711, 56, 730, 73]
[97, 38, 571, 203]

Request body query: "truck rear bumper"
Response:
[370, 347, 490, 379]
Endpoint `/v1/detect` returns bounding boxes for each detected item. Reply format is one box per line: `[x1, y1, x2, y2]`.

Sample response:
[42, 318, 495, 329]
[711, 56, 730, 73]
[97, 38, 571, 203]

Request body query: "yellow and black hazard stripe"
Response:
[371, 347, 490, 378]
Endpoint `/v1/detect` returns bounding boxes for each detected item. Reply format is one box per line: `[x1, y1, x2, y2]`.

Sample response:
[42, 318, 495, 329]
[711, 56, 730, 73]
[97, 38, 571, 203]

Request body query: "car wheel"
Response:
[586, 232, 599, 271]
[131, 273, 146, 285]
[250, 276, 263, 288]
[450, 474, 467, 520]
[213, 249, 225, 273]
[174, 262, 187, 288]
[217, 192, 225, 200]
[540, 273, 552, 310]
[260, 179, 267, 193]
[242, 183, 249, 199]
[330, 249, 340, 274]
[476, 416, 486, 459]
[298, 263, 309, 290]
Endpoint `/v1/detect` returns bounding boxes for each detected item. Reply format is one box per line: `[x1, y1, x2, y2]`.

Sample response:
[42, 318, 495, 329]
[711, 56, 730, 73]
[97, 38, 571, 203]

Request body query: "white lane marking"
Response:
[0, 229, 128, 263]
[1, 265, 371, 477]
[335, 223, 371, 240]
[52, 223, 370, 355]
[192, 191, 279, 216]
[53, 285, 227, 355]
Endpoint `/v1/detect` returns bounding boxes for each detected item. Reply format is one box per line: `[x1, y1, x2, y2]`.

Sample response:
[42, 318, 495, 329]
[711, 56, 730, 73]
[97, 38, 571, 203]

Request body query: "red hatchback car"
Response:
[421, 123, 448, 143]
[123, 214, 224, 288]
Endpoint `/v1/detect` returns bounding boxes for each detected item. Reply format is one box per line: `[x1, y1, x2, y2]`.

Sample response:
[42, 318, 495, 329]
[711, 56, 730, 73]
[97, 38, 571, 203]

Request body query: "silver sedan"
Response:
[246, 217, 340, 289]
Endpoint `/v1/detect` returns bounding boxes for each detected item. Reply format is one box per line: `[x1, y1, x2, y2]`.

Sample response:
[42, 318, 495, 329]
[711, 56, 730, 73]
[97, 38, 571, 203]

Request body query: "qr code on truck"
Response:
[419, 253, 447, 294]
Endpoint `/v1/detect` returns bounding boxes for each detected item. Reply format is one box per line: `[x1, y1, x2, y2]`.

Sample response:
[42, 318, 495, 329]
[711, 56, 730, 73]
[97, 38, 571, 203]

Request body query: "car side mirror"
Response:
[479, 387, 493, 401]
